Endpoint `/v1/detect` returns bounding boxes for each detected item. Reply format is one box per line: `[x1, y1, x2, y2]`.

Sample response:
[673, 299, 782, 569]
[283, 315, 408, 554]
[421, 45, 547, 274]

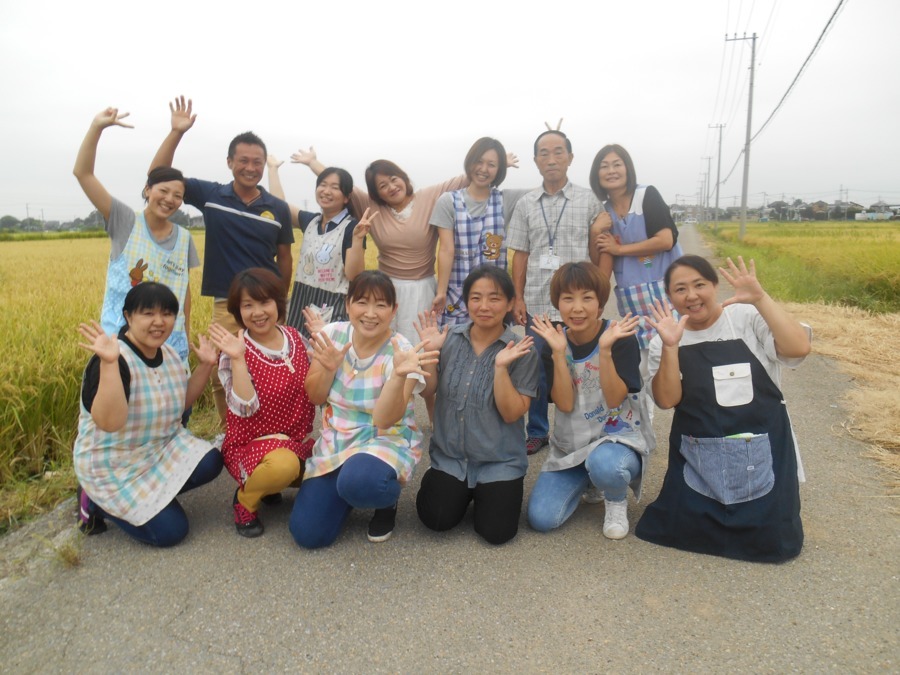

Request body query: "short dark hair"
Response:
[316, 167, 354, 196]
[364, 160, 413, 206]
[347, 270, 396, 306]
[122, 281, 179, 317]
[227, 268, 287, 328]
[463, 137, 508, 187]
[589, 144, 637, 202]
[462, 265, 516, 305]
[316, 167, 356, 218]
[664, 255, 719, 292]
[549, 262, 610, 309]
[533, 130, 572, 157]
[143, 166, 186, 203]
[228, 131, 267, 160]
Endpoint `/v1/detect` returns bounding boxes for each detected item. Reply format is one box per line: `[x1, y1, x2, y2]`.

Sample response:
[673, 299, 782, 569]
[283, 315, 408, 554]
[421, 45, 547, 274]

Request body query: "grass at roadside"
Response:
[703, 221, 900, 313]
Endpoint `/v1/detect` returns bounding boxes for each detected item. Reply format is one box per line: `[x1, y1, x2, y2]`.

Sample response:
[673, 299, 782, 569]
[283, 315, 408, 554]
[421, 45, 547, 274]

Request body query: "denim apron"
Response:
[635, 334, 803, 562]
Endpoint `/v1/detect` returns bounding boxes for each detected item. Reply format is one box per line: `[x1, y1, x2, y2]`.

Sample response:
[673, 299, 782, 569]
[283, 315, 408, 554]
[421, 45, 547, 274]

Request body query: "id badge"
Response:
[539, 253, 561, 270]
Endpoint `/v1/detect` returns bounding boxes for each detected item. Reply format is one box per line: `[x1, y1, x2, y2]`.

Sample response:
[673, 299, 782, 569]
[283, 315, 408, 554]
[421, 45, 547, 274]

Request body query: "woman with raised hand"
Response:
[289, 271, 439, 548]
[429, 138, 525, 326]
[73, 105, 199, 365]
[208, 268, 316, 538]
[291, 148, 480, 426]
[525, 263, 649, 540]
[415, 265, 538, 545]
[636, 255, 811, 562]
[74, 283, 222, 547]
[266, 156, 375, 336]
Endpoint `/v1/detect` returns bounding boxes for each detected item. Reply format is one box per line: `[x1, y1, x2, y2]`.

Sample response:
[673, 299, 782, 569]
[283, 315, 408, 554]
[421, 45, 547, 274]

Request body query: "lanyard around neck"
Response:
[539, 192, 568, 251]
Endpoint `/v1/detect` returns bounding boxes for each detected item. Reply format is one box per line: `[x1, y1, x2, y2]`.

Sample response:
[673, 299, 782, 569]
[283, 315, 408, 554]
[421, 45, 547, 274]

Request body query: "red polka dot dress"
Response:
[220, 326, 316, 486]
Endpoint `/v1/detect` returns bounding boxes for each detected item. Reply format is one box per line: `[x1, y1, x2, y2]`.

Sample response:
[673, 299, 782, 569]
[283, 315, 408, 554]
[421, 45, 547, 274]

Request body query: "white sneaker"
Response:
[582, 485, 604, 504]
[602, 499, 629, 540]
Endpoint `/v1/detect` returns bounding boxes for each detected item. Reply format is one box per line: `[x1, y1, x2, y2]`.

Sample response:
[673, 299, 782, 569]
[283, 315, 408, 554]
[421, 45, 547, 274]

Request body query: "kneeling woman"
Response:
[416, 266, 539, 545]
[289, 271, 439, 547]
[209, 268, 316, 538]
[74, 283, 222, 547]
[526, 263, 649, 540]
[636, 255, 810, 562]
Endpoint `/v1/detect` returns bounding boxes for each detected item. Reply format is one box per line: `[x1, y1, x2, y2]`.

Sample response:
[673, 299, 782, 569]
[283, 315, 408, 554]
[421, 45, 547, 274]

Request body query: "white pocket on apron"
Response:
[712, 362, 753, 407]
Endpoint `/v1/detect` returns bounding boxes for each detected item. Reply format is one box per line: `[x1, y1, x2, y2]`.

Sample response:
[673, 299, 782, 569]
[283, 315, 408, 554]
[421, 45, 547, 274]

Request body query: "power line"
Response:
[751, 0, 849, 143]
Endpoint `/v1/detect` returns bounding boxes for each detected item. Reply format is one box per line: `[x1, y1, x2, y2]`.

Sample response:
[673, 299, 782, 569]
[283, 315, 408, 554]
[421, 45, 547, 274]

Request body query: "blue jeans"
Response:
[102, 449, 223, 547]
[289, 453, 401, 549]
[527, 442, 641, 532]
[525, 314, 560, 438]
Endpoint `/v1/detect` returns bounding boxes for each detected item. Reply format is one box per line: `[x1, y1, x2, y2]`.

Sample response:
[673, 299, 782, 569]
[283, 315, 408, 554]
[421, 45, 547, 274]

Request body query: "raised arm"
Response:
[73, 108, 134, 221]
[267, 154, 302, 228]
[492, 337, 535, 423]
[185, 334, 219, 409]
[345, 208, 376, 281]
[596, 315, 641, 409]
[414, 311, 449, 398]
[77, 321, 128, 431]
[372, 339, 439, 429]
[530, 315, 574, 412]
[291, 146, 326, 177]
[645, 300, 688, 409]
[720, 256, 811, 359]
[148, 96, 196, 173]
[305, 330, 351, 405]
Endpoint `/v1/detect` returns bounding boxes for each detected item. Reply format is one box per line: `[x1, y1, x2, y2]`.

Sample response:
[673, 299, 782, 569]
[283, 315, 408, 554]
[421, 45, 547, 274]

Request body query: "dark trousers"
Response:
[416, 467, 524, 545]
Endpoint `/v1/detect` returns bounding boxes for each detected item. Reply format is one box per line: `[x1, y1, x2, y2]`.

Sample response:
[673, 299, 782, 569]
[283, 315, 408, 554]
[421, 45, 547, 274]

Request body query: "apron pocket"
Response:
[680, 434, 775, 505]
[712, 362, 753, 407]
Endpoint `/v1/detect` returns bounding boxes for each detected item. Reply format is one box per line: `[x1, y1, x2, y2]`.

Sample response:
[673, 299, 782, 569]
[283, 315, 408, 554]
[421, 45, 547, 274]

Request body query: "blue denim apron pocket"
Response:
[680, 434, 775, 505]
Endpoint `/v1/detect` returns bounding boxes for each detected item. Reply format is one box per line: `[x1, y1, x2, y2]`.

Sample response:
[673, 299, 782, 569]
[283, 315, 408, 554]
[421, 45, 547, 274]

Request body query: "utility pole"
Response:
[702, 156, 712, 224]
[699, 176, 706, 224]
[709, 123, 725, 232]
[727, 32, 757, 240]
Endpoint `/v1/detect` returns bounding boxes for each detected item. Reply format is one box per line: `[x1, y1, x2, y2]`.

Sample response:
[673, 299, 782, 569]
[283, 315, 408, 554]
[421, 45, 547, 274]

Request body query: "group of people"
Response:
[71, 98, 811, 563]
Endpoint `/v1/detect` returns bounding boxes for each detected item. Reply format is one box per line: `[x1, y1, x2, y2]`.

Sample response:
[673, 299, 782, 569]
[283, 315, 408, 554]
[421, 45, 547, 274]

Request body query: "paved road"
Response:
[2, 224, 897, 672]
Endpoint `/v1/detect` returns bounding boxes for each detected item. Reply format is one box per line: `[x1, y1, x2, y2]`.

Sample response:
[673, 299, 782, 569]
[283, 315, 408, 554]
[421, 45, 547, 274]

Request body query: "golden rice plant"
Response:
[706, 221, 900, 313]
[0, 229, 378, 527]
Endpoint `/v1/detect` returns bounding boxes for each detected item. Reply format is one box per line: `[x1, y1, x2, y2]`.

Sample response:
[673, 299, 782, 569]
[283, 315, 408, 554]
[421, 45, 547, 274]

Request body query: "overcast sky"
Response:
[0, 0, 896, 221]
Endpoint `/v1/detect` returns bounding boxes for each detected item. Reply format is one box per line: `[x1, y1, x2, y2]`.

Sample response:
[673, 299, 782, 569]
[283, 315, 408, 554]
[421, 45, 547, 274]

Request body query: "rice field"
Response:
[703, 221, 900, 313]
[0, 231, 377, 531]
[2, 221, 897, 529]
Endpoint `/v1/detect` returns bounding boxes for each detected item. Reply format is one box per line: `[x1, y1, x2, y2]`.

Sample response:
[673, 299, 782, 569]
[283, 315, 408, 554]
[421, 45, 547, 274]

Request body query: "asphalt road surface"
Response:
[1, 224, 896, 672]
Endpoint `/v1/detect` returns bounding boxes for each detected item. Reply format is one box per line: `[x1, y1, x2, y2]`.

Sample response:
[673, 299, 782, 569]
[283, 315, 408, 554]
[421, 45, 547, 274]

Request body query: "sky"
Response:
[0, 0, 896, 222]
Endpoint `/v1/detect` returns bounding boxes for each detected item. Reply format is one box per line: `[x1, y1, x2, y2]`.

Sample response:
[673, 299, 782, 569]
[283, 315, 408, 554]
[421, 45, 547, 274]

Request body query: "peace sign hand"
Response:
[353, 207, 379, 241]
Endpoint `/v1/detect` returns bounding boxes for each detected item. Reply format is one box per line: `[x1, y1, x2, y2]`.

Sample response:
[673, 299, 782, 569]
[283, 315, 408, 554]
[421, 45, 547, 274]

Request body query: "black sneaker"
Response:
[260, 492, 283, 506]
[367, 505, 397, 542]
[77, 485, 107, 535]
[233, 490, 264, 538]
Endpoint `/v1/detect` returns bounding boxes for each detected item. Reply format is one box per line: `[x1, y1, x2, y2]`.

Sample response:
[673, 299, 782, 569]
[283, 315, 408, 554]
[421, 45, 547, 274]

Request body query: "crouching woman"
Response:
[415, 265, 539, 544]
[74, 282, 222, 547]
